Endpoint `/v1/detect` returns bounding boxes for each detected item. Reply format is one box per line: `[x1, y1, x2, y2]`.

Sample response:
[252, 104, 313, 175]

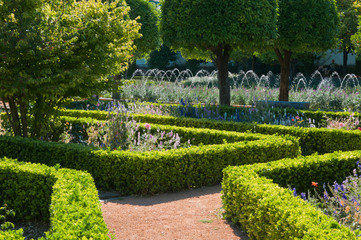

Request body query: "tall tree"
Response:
[274, 0, 338, 101]
[0, 0, 141, 138]
[113, 0, 160, 96]
[161, 0, 277, 106]
[127, 0, 160, 58]
[336, 0, 360, 75]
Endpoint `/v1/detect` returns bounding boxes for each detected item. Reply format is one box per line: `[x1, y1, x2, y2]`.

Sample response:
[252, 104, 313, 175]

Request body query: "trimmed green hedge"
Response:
[59, 109, 361, 155]
[0, 158, 109, 240]
[58, 116, 263, 146]
[222, 151, 361, 239]
[0, 124, 300, 194]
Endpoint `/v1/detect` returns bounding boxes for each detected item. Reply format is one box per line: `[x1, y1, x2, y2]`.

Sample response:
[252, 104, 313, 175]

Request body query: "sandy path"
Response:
[101, 185, 249, 240]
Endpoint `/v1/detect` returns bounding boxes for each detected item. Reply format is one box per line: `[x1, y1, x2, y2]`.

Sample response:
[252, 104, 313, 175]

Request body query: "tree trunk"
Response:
[251, 55, 256, 71]
[18, 98, 28, 138]
[112, 74, 121, 100]
[343, 49, 349, 76]
[213, 44, 231, 106]
[275, 48, 292, 102]
[8, 97, 22, 136]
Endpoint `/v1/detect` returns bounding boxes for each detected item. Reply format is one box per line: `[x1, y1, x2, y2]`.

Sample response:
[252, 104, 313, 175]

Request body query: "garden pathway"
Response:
[100, 185, 249, 240]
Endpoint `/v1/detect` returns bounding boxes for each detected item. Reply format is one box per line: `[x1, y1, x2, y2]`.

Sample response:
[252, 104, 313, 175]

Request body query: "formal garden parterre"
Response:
[3, 0, 361, 239]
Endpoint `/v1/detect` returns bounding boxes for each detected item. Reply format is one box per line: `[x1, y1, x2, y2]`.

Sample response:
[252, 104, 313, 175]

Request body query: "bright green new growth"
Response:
[161, 0, 277, 105]
[0, 0, 141, 138]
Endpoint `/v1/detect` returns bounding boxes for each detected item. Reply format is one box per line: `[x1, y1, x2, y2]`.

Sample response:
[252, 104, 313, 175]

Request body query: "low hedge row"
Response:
[222, 151, 361, 239]
[0, 125, 300, 194]
[59, 116, 263, 146]
[59, 109, 361, 155]
[0, 158, 109, 239]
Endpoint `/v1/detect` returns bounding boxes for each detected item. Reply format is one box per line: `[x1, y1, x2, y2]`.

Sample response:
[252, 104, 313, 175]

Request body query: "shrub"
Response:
[0, 122, 300, 194]
[0, 158, 109, 239]
[222, 151, 361, 239]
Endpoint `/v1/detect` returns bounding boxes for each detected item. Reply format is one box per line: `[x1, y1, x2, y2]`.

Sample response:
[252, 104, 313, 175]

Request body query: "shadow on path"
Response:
[100, 184, 222, 206]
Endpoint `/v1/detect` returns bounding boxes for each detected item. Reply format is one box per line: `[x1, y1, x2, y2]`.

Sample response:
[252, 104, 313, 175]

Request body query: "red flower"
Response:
[358, 127, 361, 131]
[311, 182, 318, 187]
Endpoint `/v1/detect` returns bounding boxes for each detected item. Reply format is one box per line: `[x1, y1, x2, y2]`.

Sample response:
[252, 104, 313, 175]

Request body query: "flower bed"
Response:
[59, 109, 361, 155]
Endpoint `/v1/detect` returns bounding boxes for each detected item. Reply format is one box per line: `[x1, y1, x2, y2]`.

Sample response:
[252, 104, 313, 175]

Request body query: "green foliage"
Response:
[126, 0, 160, 58]
[0, 158, 109, 239]
[0, 121, 300, 194]
[0, 0, 141, 138]
[161, 0, 277, 51]
[161, 0, 278, 105]
[221, 151, 361, 239]
[336, 0, 360, 53]
[275, 0, 339, 53]
[58, 108, 361, 155]
[274, 0, 339, 101]
[147, 44, 177, 70]
[351, 1, 361, 53]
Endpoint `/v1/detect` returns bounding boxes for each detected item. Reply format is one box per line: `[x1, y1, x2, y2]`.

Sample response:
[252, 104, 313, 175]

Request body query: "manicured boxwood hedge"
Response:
[0, 123, 300, 194]
[0, 158, 109, 239]
[58, 116, 263, 146]
[222, 151, 361, 239]
[59, 109, 361, 155]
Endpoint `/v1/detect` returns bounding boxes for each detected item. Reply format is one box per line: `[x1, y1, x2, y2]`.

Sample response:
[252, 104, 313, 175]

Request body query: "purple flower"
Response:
[293, 188, 297, 197]
[334, 182, 339, 192]
[324, 191, 329, 201]
[300, 192, 306, 201]
[342, 193, 347, 200]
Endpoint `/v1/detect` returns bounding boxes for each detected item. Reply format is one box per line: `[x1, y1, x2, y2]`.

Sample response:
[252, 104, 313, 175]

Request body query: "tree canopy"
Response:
[0, 0, 141, 137]
[274, 0, 339, 101]
[161, 0, 278, 105]
[126, 0, 160, 58]
[336, 0, 360, 74]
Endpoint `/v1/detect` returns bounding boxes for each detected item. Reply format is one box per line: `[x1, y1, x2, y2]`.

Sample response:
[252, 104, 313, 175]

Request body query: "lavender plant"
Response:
[293, 161, 361, 234]
[125, 99, 314, 127]
[60, 109, 191, 152]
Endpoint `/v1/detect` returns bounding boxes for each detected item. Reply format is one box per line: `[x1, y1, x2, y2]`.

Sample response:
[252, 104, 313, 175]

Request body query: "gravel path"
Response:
[101, 185, 249, 240]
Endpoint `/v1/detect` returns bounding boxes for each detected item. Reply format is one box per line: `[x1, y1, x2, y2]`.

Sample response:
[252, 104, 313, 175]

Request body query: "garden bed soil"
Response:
[101, 185, 249, 240]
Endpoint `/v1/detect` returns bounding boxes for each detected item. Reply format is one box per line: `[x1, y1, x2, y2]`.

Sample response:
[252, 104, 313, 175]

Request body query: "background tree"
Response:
[126, 0, 160, 58]
[113, 0, 160, 97]
[161, 0, 277, 106]
[274, 0, 338, 101]
[0, 0, 141, 138]
[351, 1, 361, 54]
[336, 0, 360, 75]
[147, 44, 177, 70]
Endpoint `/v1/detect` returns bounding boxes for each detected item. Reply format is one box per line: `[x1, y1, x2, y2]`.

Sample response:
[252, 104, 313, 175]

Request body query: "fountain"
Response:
[130, 68, 361, 92]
